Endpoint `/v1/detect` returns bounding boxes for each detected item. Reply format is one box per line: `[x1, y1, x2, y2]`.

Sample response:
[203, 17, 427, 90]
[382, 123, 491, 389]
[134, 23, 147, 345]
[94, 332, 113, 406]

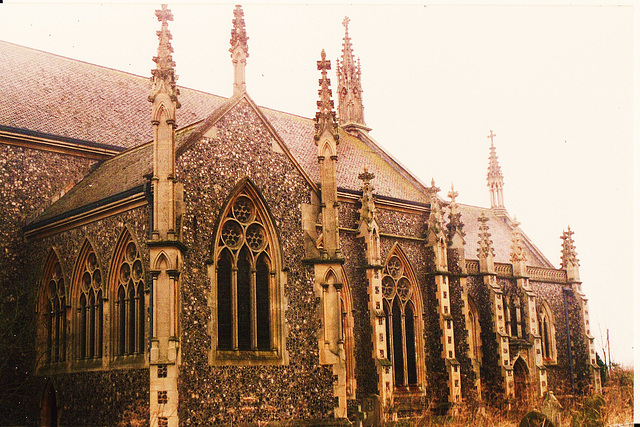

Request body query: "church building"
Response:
[0, 5, 601, 426]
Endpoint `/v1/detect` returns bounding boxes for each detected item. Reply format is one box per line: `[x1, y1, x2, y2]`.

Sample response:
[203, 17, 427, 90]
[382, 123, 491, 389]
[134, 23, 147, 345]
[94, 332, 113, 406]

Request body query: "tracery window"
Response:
[40, 251, 67, 363]
[111, 230, 146, 357]
[212, 183, 283, 363]
[537, 301, 557, 363]
[382, 248, 423, 388]
[73, 241, 103, 360]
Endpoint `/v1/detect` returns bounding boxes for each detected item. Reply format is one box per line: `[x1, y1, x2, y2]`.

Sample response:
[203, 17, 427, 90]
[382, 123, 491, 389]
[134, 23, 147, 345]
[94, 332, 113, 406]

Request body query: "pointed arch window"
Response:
[381, 249, 424, 389]
[111, 230, 146, 358]
[73, 242, 103, 360]
[467, 298, 482, 364]
[537, 301, 557, 363]
[39, 251, 67, 364]
[211, 183, 284, 364]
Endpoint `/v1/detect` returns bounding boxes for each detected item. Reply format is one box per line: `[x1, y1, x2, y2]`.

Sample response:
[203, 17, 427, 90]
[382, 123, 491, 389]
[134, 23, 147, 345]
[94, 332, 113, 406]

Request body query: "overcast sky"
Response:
[0, 1, 634, 369]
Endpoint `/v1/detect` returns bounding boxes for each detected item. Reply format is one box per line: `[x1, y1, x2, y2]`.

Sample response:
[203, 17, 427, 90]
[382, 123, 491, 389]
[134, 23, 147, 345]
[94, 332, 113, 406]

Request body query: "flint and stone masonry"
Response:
[0, 4, 600, 426]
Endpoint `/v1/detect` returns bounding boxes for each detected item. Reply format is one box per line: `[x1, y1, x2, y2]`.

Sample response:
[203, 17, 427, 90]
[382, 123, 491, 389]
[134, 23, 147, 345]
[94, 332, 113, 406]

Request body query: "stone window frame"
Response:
[109, 227, 148, 368]
[208, 179, 287, 366]
[537, 300, 558, 364]
[381, 244, 426, 392]
[467, 297, 483, 365]
[37, 249, 68, 371]
[70, 238, 104, 366]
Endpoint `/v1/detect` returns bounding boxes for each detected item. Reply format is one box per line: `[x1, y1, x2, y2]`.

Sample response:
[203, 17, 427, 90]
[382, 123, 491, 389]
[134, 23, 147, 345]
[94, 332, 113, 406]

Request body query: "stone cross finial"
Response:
[315, 50, 339, 142]
[230, 5, 249, 95]
[448, 183, 458, 205]
[343, 16, 350, 30]
[150, 4, 180, 106]
[487, 130, 496, 146]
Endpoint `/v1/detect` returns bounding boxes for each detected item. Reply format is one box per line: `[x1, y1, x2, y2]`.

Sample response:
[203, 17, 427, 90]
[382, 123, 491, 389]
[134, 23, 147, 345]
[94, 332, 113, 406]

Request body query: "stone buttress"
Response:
[476, 213, 514, 399]
[147, 5, 185, 427]
[356, 168, 394, 411]
[561, 228, 602, 393]
[426, 182, 462, 405]
[310, 49, 350, 419]
[446, 185, 481, 400]
[509, 219, 548, 398]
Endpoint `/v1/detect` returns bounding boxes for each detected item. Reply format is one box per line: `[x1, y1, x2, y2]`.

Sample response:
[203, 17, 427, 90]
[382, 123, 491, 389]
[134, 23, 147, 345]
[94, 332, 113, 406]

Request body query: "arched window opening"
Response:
[468, 298, 482, 363]
[213, 186, 282, 359]
[40, 252, 66, 364]
[382, 251, 422, 388]
[537, 301, 557, 363]
[74, 244, 103, 360]
[111, 231, 146, 358]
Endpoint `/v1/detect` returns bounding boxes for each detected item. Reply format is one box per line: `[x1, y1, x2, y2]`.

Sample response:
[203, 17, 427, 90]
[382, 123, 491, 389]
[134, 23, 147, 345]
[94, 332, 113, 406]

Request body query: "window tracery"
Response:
[537, 301, 557, 363]
[73, 242, 103, 360]
[40, 251, 67, 364]
[111, 231, 146, 357]
[382, 250, 423, 388]
[212, 184, 283, 363]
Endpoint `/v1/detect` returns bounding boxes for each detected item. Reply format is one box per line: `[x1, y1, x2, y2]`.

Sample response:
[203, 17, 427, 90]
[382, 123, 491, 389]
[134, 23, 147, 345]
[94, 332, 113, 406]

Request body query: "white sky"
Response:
[0, 1, 635, 370]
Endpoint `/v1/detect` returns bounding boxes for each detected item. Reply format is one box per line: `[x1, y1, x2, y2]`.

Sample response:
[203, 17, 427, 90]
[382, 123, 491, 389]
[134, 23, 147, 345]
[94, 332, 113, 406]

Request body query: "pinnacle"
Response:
[314, 50, 338, 142]
[150, 4, 180, 106]
[230, 4, 249, 57]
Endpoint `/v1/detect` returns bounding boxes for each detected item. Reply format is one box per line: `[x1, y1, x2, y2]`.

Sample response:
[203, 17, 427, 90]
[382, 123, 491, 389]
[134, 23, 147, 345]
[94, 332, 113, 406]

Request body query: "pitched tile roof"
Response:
[457, 204, 553, 268]
[8, 40, 553, 269]
[0, 40, 225, 149]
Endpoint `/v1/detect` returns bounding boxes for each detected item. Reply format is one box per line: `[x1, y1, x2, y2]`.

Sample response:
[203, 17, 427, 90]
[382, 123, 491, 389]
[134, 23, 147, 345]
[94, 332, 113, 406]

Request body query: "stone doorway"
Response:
[41, 383, 58, 427]
[513, 357, 530, 406]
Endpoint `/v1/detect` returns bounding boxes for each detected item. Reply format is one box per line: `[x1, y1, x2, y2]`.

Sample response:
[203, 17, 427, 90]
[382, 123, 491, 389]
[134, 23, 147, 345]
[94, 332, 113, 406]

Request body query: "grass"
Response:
[407, 367, 634, 427]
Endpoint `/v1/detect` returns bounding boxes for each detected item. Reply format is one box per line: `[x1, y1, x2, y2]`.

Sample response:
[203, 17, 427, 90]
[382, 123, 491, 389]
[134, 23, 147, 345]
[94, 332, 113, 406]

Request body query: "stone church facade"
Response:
[0, 5, 601, 426]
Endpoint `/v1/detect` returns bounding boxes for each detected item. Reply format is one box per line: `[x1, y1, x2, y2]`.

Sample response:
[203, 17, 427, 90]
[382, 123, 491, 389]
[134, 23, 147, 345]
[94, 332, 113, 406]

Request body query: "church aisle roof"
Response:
[6, 40, 551, 268]
[0, 40, 225, 149]
[457, 204, 552, 268]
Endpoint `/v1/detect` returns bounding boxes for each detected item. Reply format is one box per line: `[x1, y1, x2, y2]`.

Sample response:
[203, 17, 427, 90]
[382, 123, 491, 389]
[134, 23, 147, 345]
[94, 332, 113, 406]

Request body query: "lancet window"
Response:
[40, 251, 67, 363]
[382, 249, 423, 388]
[111, 231, 146, 357]
[73, 241, 103, 360]
[213, 184, 282, 360]
[538, 301, 557, 362]
[467, 298, 482, 364]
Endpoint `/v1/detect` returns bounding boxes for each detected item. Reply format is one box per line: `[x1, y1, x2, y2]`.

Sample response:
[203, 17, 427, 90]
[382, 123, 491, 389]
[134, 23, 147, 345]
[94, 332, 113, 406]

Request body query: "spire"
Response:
[358, 167, 377, 226]
[315, 49, 339, 143]
[477, 212, 495, 273]
[336, 17, 367, 129]
[561, 226, 580, 281]
[446, 184, 465, 248]
[150, 4, 180, 107]
[509, 217, 527, 276]
[486, 130, 506, 216]
[230, 5, 249, 95]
